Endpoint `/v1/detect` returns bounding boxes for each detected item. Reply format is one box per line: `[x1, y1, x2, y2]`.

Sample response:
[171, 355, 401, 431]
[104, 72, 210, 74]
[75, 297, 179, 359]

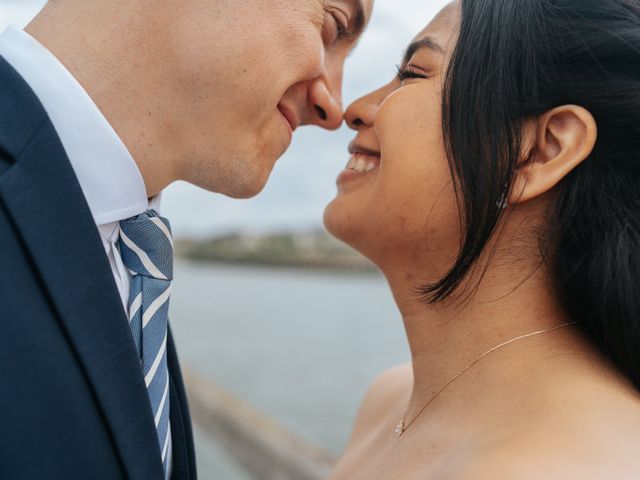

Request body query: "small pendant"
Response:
[395, 420, 404, 436]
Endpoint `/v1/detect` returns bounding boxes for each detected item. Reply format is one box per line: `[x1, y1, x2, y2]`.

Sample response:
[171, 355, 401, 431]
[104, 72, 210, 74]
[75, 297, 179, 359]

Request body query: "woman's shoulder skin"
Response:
[340, 363, 413, 452]
[443, 382, 640, 480]
[329, 364, 413, 480]
[336, 360, 640, 480]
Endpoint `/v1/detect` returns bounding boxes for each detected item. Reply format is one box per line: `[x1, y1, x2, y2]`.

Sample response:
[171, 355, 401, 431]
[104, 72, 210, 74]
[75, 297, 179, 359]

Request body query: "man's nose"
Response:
[305, 78, 344, 130]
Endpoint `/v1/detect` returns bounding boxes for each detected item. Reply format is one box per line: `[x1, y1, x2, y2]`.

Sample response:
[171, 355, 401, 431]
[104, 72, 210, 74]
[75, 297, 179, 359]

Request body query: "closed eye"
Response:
[324, 10, 355, 44]
[333, 14, 352, 40]
[396, 64, 429, 81]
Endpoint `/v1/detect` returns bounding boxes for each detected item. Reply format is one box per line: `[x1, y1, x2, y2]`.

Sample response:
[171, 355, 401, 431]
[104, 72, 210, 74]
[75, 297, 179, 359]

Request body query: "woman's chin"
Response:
[323, 200, 346, 241]
[323, 199, 369, 257]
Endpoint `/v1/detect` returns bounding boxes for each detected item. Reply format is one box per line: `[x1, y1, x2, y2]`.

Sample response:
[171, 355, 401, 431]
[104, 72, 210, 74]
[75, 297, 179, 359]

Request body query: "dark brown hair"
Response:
[421, 0, 640, 388]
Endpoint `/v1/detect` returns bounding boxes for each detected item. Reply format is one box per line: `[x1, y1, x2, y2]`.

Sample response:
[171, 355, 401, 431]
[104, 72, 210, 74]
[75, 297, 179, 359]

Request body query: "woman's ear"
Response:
[509, 105, 597, 205]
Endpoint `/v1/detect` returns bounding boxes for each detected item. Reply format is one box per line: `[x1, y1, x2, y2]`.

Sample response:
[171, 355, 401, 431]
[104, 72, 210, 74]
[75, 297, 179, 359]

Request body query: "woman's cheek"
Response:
[377, 84, 443, 151]
[373, 86, 459, 246]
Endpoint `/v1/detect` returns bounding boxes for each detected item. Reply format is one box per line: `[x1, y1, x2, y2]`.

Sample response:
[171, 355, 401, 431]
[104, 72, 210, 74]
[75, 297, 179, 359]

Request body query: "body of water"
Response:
[169, 259, 409, 479]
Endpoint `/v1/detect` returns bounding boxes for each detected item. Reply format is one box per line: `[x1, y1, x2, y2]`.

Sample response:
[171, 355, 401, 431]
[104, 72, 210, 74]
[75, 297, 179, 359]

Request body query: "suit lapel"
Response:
[167, 329, 197, 480]
[0, 57, 163, 479]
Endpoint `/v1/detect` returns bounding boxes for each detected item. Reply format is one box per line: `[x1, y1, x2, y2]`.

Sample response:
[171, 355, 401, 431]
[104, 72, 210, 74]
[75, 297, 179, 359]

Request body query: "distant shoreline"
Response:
[176, 230, 379, 274]
[178, 252, 379, 274]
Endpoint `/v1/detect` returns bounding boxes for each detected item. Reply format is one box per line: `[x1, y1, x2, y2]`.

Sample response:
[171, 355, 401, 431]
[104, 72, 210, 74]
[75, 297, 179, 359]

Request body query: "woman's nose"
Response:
[345, 81, 395, 130]
[344, 94, 376, 131]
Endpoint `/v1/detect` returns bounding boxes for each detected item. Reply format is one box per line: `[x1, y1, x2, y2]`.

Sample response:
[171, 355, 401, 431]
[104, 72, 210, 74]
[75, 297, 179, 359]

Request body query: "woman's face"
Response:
[324, 3, 461, 276]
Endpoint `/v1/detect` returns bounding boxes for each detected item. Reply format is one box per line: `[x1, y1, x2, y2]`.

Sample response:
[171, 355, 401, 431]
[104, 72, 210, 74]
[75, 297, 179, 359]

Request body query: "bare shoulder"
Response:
[447, 397, 640, 480]
[345, 363, 413, 446]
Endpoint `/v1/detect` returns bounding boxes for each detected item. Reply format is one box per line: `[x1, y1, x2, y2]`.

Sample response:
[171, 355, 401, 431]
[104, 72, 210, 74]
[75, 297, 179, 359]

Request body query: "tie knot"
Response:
[118, 210, 173, 280]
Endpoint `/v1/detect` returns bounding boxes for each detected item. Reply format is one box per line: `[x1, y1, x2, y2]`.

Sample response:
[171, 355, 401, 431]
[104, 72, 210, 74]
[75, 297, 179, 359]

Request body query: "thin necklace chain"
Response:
[395, 321, 577, 437]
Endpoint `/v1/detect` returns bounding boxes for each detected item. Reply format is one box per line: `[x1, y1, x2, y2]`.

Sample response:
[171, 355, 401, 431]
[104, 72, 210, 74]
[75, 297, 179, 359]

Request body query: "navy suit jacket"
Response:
[0, 57, 196, 479]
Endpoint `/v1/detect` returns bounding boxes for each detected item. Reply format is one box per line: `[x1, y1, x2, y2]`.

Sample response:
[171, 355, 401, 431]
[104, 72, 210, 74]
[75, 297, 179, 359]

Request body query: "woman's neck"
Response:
[381, 250, 575, 425]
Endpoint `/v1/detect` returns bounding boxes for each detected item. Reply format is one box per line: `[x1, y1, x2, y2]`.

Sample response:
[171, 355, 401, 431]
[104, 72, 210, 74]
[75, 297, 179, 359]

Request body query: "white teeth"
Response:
[345, 153, 380, 173]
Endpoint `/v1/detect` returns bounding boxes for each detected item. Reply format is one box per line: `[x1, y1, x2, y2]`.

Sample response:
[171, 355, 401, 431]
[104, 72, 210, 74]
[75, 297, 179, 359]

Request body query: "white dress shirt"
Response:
[0, 26, 160, 312]
[0, 25, 173, 475]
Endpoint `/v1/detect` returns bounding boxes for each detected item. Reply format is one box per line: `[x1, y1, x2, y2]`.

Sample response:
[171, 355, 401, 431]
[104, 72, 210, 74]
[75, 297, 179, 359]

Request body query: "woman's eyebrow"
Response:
[402, 36, 445, 64]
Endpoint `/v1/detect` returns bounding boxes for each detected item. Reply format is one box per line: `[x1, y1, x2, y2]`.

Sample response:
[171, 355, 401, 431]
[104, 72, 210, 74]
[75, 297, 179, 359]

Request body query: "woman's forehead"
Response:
[411, 2, 460, 50]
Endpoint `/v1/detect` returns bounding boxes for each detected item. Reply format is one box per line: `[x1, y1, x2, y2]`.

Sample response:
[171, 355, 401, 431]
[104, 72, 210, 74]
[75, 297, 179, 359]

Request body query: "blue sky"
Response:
[0, 0, 450, 237]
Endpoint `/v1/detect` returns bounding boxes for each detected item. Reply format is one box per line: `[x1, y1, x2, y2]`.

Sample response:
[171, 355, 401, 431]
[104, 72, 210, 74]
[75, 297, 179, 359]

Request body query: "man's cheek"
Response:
[284, 31, 326, 80]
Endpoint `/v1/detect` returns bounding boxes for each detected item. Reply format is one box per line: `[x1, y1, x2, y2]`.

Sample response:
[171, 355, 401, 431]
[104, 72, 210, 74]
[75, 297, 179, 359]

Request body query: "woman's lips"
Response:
[345, 152, 380, 173]
[337, 152, 381, 186]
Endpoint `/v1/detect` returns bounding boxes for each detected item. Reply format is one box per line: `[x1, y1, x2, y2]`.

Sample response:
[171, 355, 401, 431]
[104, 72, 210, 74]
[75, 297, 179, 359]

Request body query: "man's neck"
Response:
[25, 1, 176, 198]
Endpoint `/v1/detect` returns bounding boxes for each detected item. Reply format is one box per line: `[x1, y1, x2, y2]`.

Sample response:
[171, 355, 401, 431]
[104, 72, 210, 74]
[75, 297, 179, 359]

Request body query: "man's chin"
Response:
[186, 145, 282, 198]
[224, 180, 269, 199]
[212, 163, 275, 199]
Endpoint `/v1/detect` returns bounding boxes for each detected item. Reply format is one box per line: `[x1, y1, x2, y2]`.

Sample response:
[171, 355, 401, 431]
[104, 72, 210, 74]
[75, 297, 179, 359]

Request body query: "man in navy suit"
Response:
[0, 0, 372, 478]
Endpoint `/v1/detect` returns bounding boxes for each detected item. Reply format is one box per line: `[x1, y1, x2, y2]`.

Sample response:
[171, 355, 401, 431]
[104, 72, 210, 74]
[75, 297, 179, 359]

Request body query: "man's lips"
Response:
[277, 104, 299, 133]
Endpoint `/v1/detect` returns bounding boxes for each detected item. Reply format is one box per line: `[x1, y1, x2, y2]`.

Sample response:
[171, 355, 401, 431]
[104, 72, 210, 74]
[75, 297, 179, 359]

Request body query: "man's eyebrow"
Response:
[402, 37, 445, 64]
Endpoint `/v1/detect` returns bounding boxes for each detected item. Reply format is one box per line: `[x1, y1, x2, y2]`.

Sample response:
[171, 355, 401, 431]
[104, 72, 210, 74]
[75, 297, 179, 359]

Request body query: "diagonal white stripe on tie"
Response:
[161, 426, 171, 462]
[129, 292, 143, 322]
[150, 217, 174, 248]
[145, 331, 167, 387]
[155, 376, 170, 427]
[120, 229, 168, 280]
[142, 285, 172, 328]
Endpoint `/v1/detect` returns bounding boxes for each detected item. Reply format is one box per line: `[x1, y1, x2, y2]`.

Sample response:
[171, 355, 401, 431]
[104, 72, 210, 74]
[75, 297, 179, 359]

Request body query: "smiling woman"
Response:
[325, 1, 640, 479]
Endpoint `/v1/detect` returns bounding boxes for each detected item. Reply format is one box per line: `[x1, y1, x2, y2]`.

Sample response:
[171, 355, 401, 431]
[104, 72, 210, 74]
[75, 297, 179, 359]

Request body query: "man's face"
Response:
[165, 0, 374, 198]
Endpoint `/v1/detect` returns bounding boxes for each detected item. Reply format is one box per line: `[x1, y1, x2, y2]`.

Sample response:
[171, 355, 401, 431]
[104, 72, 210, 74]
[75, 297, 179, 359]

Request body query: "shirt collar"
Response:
[0, 26, 152, 226]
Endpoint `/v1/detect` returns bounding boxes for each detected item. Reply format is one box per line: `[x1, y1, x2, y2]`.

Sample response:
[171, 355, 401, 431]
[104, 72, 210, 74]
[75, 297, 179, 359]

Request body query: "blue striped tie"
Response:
[118, 210, 173, 478]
